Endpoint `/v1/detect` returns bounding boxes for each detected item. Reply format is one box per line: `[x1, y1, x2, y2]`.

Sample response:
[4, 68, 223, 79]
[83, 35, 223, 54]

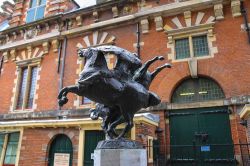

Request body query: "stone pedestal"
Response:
[94, 139, 147, 166]
[94, 149, 147, 166]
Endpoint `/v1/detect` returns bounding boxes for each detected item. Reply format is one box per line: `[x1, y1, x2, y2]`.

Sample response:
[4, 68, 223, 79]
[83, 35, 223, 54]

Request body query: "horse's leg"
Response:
[58, 85, 82, 107]
[102, 115, 111, 134]
[151, 63, 172, 81]
[117, 111, 134, 139]
[133, 56, 164, 81]
[107, 116, 125, 138]
[148, 91, 161, 107]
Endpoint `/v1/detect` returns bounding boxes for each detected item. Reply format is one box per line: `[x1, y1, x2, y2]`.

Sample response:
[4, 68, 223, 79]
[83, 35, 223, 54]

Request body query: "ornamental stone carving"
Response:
[25, 28, 38, 40]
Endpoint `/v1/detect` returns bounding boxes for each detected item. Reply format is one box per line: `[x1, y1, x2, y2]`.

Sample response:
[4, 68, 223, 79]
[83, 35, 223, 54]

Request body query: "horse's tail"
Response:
[148, 91, 161, 107]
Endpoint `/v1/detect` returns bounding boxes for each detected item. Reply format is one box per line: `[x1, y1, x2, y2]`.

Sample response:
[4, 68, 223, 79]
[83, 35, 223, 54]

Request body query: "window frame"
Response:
[26, 0, 46, 23]
[147, 136, 154, 163]
[0, 130, 23, 166]
[166, 22, 216, 62]
[13, 63, 39, 112]
[171, 77, 225, 104]
[75, 57, 95, 109]
[174, 33, 210, 61]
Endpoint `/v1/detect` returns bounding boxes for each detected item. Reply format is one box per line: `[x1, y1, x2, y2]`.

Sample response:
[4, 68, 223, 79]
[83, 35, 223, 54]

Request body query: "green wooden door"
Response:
[84, 131, 105, 166]
[48, 134, 73, 166]
[170, 107, 236, 166]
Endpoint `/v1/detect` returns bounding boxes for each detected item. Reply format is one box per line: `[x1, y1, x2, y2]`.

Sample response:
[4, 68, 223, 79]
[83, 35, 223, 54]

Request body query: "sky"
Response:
[0, 0, 96, 10]
[75, 0, 96, 8]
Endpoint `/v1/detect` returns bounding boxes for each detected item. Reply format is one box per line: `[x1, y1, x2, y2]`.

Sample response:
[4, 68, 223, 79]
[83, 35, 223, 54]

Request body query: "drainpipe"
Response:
[57, 41, 62, 73]
[136, 22, 141, 58]
[0, 55, 3, 76]
[58, 19, 69, 110]
[241, 1, 250, 44]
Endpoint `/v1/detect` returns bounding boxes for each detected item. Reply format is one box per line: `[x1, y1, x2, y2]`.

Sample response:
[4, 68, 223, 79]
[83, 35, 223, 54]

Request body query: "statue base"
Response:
[96, 139, 143, 149]
[94, 139, 147, 166]
[94, 149, 147, 166]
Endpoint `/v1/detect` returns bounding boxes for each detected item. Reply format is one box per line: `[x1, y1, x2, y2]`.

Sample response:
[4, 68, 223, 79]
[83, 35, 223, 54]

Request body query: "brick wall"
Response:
[0, 0, 250, 164]
[19, 128, 79, 166]
[9, 0, 78, 27]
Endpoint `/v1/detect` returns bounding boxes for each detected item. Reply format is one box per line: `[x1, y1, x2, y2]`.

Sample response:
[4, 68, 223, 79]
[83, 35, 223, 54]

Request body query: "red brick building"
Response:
[0, 0, 250, 166]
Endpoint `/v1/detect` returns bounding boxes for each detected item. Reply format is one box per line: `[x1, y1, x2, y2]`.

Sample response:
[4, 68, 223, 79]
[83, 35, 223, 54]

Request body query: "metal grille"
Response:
[175, 38, 190, 59]
[26, 67, 38, 109]
[172, 78, 224, 103]
[193, 35, 209, 57]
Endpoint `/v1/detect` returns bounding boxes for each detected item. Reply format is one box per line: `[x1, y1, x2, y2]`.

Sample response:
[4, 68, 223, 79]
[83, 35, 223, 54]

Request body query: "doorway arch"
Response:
[48, 134, 73, 166]
[169, 77, 235, 165]
[171, 77, 225, 103]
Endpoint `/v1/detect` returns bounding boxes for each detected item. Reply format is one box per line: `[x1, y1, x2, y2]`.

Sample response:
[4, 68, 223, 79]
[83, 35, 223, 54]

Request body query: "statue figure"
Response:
[58, 45, 171, 139]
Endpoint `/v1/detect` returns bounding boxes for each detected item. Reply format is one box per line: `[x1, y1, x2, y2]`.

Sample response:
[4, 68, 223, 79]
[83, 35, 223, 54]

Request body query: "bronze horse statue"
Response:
[58, 46, 171, 139]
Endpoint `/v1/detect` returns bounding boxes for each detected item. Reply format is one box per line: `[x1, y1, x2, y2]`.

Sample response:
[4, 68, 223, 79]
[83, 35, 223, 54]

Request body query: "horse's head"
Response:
[78, 47, 98, 59]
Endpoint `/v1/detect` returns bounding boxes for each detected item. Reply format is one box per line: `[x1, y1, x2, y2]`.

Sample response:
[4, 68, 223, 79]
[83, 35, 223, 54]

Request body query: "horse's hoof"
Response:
[165, 63, 172, 68]
[158, 56, 164, 61]
[58, 97, 68, 107]
[58, 100, 65, 107]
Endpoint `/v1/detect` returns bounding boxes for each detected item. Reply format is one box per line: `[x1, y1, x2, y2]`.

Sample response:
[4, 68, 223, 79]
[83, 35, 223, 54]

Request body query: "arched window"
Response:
[48, 134, 73, 166]
[172, 77, 224, 103]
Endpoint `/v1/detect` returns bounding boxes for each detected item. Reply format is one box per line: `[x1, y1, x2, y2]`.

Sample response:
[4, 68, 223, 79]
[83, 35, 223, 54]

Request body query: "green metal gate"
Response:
[48, 134, 73, 166]
[169, 107, 236, 166]
[84, 130, 105, 166]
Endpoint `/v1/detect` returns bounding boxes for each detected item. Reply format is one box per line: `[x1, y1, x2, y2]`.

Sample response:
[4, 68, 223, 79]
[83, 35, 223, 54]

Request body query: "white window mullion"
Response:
[22, 66, 31, 110]
[34, 7, 38, 21]
[189, 36, 194, 58]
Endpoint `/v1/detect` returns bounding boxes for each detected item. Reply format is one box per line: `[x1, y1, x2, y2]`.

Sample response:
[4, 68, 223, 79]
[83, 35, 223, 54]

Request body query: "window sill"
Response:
[148, 159, 153, 163]
[172, 55, 212, 62]
[169, 99, 225, 110]
[165, 23, 214, 37]
[10, 109, 34, 114]
[77, 104, 94, 110]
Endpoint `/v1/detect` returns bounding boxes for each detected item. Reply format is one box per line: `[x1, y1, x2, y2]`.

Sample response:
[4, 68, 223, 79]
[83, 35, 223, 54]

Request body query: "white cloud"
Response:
[74, 0, 96, 8]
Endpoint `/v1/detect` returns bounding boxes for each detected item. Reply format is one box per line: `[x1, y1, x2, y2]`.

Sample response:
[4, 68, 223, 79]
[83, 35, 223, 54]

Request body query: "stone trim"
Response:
[141, 18, 149, 34]
[147, 136, 154, 163]
[74, 31, 116, 109]
[112, 6, 119, 18]
[231, 0, 241, 17]
[0, 31, 60, 51]
[165, 12, 217, 62]
[167, 100, 225, 110]
[76, 15, 82, 26]
[1, 0, 227, 51]
[0, 114, 158, 129]
[10, 47, 43, 113]
[154, 16, 163, 31]
[239, 104, 250, 119]
[214, 3, 224, 20]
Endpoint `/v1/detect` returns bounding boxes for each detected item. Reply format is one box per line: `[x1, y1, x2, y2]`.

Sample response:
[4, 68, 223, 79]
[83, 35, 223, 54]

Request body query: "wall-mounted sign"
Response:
[54, 153, 70, 166]
[201, 146, 210, 152]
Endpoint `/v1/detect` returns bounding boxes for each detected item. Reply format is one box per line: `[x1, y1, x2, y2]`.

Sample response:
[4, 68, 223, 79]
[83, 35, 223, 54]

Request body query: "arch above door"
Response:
[171, 77, 225, 104]
[48, 134, 73, 166]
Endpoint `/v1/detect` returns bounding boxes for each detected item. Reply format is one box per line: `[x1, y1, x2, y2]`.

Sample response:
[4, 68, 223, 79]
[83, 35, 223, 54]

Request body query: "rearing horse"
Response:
[58, 46, 171, 138]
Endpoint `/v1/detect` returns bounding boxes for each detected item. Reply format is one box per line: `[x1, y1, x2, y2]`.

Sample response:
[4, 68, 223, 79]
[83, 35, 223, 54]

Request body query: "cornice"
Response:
[0, 0, 231, 51]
